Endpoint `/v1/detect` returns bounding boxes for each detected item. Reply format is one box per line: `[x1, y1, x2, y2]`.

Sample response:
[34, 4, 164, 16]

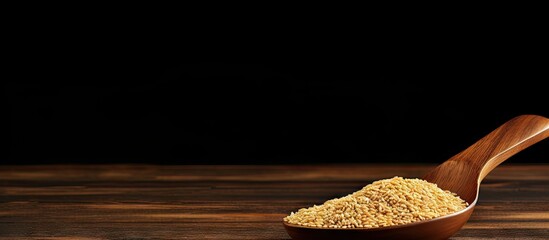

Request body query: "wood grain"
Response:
[0, 164, 548, 239]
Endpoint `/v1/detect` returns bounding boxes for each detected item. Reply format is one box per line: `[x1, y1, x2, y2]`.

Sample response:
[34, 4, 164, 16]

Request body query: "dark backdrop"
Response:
[3, 50, 548, 165]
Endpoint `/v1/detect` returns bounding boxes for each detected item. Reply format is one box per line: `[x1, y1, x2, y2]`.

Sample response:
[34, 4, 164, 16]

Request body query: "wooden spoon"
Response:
[283, 114, 549, 240]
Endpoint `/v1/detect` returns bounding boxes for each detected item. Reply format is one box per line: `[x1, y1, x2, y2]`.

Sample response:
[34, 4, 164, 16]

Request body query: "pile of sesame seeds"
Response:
[283, 176, 468, 228]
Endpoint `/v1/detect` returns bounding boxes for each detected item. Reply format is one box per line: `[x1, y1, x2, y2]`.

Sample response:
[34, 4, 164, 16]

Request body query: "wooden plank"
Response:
[0, 164, 547, 239]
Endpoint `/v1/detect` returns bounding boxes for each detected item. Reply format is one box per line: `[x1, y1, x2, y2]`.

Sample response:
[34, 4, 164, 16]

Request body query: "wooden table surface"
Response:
[0, 164, 548, 239]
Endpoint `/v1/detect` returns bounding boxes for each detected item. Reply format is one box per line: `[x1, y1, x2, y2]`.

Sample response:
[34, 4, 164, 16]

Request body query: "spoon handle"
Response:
[422, 114, 549, 202]
[454, 114, 549, 182]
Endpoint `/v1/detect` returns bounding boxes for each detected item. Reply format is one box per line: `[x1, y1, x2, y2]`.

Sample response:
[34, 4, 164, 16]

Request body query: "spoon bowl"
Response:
[284, 114, 549, 240]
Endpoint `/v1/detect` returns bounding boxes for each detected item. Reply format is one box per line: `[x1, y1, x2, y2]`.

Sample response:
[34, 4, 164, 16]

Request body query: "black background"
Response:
[2, 25, 548, 165]
[3, 61, 548, 165]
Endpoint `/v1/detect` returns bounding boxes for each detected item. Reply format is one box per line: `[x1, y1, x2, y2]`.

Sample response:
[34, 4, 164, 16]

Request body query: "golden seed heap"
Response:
[283, 176, 468, 228]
